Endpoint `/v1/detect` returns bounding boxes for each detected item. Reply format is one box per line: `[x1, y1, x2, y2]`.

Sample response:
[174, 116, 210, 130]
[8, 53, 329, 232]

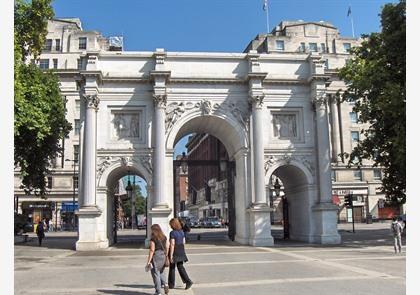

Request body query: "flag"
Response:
[347, 6, 352, 17]
[263, 0, 268, 11]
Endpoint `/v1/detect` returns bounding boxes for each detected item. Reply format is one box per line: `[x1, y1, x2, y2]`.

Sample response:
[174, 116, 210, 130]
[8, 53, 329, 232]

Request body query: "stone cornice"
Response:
[246, 72, 268, 81]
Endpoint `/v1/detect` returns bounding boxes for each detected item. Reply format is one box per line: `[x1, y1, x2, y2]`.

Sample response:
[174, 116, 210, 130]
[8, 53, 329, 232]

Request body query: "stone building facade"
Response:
[14, 18, 388, 250]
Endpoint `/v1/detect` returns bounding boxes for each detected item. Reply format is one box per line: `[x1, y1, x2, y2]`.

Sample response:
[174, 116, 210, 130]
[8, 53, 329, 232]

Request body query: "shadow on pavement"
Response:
[97, 290, 150, 295]
[97, 283, 154, 295]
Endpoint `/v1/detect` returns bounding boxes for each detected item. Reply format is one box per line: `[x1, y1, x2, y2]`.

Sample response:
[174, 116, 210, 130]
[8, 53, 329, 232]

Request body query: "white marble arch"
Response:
[265, 159, 318, 243]
[97, 159, 152, 247]
[165, 109, 254, 244]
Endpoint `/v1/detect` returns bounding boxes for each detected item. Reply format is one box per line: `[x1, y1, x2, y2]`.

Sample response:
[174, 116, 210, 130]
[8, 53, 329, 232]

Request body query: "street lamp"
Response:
[274, 178, 289, 239]
[65, 158, 78, 230]
[181, 152, 188, 174]
[125, 170, 135, 230]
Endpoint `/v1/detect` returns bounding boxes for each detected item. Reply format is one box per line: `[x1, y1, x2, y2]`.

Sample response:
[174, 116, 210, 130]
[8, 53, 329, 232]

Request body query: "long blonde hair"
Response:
[169, 218, 182, 230]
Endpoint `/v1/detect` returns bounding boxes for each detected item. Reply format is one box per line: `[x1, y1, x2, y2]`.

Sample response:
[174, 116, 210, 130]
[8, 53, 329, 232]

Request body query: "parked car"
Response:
[189, 217, 200, 228]
[207, 217, 222, 228]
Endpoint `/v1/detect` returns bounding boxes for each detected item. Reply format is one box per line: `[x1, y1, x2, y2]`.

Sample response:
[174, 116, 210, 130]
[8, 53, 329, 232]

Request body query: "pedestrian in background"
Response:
[36, 220, 45, 246]
[391, 216, 403, 253]
[168, 218, 193, 290]
[146, 224, 170, 295]
[178, 217, 191, 242]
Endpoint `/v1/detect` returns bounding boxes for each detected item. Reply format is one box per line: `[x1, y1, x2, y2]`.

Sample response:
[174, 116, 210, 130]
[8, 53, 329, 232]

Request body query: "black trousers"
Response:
[38, 236, 43, 246]
[168, 261, 191, 287]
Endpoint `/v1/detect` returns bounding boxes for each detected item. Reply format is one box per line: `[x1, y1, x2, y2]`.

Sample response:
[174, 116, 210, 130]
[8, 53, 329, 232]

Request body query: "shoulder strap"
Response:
[158, 239, 167, 256]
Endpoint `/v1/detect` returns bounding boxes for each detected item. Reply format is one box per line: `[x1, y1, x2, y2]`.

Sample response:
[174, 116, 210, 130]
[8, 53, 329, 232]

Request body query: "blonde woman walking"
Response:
[146, 224, 170, 295]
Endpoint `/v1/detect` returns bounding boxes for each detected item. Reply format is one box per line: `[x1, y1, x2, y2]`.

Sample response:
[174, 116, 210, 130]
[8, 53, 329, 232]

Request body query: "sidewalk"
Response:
[15, 223, 405, 295]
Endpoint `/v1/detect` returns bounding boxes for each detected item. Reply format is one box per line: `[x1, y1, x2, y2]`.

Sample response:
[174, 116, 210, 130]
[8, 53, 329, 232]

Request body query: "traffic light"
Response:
[344, 194, 353, 207]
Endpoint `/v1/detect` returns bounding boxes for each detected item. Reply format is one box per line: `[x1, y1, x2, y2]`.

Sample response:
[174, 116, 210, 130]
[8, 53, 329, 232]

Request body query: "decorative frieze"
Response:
[96, 155, 153, 180]
[165, 99, 249, 134]
[264, 154, 315, 176]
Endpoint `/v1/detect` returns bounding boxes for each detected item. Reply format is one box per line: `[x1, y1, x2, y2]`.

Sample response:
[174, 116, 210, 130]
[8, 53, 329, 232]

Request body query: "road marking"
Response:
[193, 275, 399, 289]
[260, 247, 402, 279]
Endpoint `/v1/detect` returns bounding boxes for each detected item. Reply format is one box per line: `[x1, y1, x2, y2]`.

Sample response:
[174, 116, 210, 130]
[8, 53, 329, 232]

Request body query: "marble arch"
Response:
[74, 49, 341, 250]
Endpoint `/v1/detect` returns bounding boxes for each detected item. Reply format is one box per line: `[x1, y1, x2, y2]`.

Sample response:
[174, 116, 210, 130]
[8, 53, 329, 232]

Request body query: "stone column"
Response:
[329, 95, 342, 163]
[148, 49, 172, 242]
[246, 51, 273, 246]
[249, 95, 267, 206]
[309, 52, 341, 244]
[81, 94, 99, 207]
[152, 94, 167, 208]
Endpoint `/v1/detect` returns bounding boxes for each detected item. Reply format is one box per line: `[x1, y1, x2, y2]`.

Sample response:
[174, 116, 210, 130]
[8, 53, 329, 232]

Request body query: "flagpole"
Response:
[266, 1, 270, 33]
[350, 15, 355, 38]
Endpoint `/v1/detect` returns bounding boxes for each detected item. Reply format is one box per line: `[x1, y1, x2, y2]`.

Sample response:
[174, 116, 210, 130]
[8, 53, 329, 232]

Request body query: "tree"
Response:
[123, 185, 146, 216]
[338, 0, 406, 205]
[14, 0, 72, 196]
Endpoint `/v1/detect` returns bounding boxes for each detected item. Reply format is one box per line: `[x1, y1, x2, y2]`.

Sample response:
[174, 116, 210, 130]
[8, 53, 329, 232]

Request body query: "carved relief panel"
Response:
[270, 108, 304, 143]
[108, 107, 146, 143]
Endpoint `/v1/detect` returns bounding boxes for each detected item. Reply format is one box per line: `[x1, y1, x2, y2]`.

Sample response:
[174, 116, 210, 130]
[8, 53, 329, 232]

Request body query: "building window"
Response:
[79, 37, 87, 50]
[324, 59, 329, 69]
[299, 42, 306, 52]
[353, 170, 362, 181]
[53, 58, 58, 69]
[77, 58, 83, 70]
[74, 176, 79, 189]
[343, 43, 351, 53]
[351, 131, 359, 143]
[276, 40, 285, 51]
[349, 112, 358, 123]
[39, 59, 49, 70]
[309, 42, 318, 52]
[44, 39, 52, 51]
[75, 100, 80, 114]
[47, 176, 53, 189]
[55, 39, 61, 51]
[74, 119, 81, 135]
[74, 145, 79, 162]
[321, 43, 326, 53]
[373, 169, 382, 180]
[331, 170, 336, 182]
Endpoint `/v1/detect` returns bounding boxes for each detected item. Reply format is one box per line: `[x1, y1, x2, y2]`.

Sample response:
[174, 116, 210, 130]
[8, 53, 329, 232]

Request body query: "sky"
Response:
[52, 0, 397, 53]
[52, 0, 398, 158]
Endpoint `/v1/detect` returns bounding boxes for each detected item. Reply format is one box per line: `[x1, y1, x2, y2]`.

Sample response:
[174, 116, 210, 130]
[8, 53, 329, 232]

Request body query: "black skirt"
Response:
[173, 243, 188, 263]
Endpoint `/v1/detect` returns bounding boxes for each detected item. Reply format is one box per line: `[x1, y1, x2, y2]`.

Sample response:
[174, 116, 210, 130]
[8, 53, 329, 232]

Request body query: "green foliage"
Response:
[15, 0, 54, 60]
[14, 0, 72, 196]
[338, 0, 406, 205]
[123, 185, 147, 216]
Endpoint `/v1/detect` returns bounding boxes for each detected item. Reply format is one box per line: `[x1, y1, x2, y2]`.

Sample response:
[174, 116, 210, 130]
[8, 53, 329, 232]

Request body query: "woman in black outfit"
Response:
[168, 218, 193, 290]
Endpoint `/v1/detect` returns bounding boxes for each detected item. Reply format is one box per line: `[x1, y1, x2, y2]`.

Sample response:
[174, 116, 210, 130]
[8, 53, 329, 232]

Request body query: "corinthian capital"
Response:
[153, 94, 167, 108]
[312, 91, 327, 109]
[84, 94, 100, 109]
[248, 94, 264, 109]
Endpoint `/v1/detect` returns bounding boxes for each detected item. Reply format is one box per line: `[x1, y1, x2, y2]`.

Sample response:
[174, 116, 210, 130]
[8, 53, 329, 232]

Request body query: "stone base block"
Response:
[311, 202, 341, 245]
[247, 205, 274, 247]
[148, 206, 172, 244]
[76, 206, 107, 251]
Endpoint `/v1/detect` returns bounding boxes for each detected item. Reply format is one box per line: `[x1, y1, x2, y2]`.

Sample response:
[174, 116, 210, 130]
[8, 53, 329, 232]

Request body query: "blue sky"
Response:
[52, 0, 397, 53]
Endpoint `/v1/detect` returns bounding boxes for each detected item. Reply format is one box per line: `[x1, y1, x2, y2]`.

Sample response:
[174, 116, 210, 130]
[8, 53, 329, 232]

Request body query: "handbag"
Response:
[159, 239, 170, 267]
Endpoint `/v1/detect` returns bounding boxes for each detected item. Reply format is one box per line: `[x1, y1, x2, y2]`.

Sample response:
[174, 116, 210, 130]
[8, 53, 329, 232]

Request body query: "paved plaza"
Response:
[15, 223, 405, 295]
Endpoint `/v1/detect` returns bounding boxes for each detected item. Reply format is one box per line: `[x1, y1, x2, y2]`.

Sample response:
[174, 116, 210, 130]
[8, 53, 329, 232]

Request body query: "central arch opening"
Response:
[168, 114, 248, 244]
